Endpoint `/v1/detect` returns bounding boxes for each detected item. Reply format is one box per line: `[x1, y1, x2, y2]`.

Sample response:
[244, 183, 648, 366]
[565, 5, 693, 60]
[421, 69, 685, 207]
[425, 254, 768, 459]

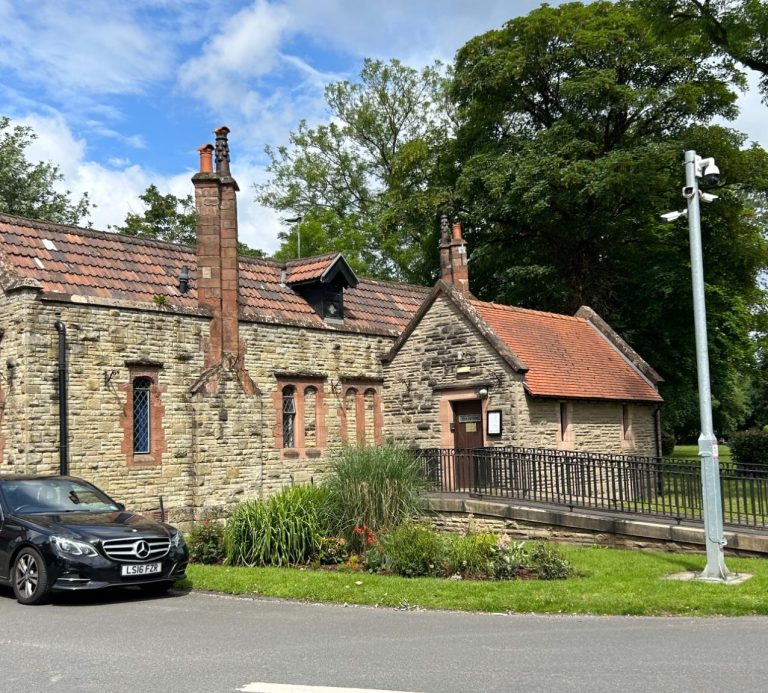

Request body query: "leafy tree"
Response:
[257, 59, 453, 282]
[0, 116, 90, 225]
[638, 0, 768, 101]
[449, 0, 768, 436]
[112, 184, 197, 245]
[113, 184, 265, 257]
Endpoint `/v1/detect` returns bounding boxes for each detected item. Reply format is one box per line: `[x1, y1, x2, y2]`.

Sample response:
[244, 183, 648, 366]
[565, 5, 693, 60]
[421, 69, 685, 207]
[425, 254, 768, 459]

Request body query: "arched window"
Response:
[282, 385, 297, 448]
[345, 387, 358, 443]
[304, 386, 317, 448]
[132, 377, 152, 454]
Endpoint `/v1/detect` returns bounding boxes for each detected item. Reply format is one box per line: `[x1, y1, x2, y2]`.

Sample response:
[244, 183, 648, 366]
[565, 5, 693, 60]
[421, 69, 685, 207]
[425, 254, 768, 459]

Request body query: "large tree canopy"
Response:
[449, 0, 768, 436]
[256, 59, 452, 282]
[638, 0, 768, 101]
[0, 117, 90, 225]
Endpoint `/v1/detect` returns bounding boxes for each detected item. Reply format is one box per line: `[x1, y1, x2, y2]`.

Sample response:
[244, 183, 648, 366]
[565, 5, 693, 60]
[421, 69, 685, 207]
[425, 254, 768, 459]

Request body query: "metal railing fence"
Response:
[418, 447, 768, 529]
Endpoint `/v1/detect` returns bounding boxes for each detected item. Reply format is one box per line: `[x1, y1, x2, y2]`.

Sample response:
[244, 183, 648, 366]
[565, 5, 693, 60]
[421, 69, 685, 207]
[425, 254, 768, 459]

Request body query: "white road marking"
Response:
[238, 684, 420, 693]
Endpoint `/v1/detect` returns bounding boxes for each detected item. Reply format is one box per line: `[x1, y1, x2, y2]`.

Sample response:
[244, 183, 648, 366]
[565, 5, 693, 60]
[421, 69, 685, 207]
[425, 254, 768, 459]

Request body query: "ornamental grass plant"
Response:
[225, 484, 332, 567]
[323, 444, 426, 551]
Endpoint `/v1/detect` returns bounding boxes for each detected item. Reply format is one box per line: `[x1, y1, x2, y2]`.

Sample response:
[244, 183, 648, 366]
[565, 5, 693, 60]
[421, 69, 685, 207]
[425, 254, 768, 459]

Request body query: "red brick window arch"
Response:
[273, 376, 327, 456]
[120, 363, 166, 467]
[340, 381, 383, 446]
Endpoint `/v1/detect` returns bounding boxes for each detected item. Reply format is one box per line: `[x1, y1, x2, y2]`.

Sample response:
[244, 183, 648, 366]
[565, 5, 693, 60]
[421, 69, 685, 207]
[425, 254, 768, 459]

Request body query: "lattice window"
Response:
[132, 377, 152, 454]
[282, 385, 297, 448]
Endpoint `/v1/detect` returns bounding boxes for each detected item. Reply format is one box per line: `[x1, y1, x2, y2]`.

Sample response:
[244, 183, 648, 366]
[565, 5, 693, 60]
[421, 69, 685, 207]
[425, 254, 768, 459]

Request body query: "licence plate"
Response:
[121, 563, 161, 577]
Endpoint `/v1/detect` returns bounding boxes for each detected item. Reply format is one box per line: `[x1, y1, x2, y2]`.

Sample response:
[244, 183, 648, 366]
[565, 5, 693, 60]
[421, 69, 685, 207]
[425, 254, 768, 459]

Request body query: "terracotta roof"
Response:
[471, 300, 662, 403]
[285, 253, 341, 284]
[0, 213, 428, 336]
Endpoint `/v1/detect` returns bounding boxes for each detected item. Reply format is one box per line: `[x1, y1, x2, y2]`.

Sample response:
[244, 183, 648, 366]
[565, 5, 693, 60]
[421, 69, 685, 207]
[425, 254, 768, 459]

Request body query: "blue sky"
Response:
[2, 0, 765, 252]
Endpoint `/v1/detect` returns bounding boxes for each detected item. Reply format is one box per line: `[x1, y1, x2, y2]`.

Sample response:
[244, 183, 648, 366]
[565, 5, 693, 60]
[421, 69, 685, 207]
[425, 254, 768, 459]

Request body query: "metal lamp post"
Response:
[682, 150, 729, 581]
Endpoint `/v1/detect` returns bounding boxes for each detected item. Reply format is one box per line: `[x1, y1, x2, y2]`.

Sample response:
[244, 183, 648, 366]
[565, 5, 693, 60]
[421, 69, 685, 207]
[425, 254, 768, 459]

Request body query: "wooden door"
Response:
[452, 400, 483, 490]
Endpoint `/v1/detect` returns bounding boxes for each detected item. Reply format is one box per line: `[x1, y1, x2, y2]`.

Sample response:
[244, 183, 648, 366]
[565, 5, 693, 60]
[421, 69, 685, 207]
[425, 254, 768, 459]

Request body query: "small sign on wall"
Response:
[487, 410, 502, 436]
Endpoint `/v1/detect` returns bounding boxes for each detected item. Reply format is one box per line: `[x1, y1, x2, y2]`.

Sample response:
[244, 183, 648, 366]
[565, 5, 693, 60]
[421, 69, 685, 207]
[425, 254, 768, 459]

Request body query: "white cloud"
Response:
[0, 1, 174, 99]
[17, 112, 282, 253]
[179, 1, 292, 108]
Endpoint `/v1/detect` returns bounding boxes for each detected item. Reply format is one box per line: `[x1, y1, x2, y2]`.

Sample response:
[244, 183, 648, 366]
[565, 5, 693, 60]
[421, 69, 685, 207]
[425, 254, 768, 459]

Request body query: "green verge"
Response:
[179, 546, 768, 616]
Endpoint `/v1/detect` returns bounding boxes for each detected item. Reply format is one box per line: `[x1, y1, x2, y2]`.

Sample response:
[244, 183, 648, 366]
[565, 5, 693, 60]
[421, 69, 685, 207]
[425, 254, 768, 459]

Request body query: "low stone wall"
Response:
[426, 495, 768, 557]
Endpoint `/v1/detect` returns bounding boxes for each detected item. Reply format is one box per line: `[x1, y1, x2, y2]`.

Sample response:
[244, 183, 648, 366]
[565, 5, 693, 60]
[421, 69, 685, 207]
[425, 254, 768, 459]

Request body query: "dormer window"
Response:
[324, 287, 343, 320]
[284, 253, 358, 323]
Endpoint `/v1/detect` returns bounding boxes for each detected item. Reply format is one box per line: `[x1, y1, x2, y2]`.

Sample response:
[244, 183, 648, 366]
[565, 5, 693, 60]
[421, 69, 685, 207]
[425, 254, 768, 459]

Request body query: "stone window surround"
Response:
[120, 362, 166, 467]
[556, 400, 575, 450]
[621, 404, 635, 449]
[339, 379, 383, 446]
[273, 375, 327, 458]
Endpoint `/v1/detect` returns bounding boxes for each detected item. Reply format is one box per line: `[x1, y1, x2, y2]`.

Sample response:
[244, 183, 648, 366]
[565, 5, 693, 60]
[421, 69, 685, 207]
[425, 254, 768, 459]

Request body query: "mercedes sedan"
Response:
[0, 475, 188, 605]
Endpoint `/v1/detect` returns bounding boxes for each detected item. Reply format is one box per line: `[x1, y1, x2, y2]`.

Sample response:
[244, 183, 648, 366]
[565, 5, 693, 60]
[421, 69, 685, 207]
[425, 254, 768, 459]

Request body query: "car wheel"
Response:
[13, 548, 50, 605]
[138, 580, 174, 597]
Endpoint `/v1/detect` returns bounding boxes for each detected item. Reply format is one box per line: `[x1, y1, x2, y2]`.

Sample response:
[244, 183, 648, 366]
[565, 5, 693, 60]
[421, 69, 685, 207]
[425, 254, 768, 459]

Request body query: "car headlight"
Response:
[170, 529, 185, 549]
[52, 536, 99, 557]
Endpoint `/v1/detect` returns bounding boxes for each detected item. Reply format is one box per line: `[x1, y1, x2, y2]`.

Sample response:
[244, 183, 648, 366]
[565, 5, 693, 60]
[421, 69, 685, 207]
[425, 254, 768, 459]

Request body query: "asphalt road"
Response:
[1, 586, 767, 693]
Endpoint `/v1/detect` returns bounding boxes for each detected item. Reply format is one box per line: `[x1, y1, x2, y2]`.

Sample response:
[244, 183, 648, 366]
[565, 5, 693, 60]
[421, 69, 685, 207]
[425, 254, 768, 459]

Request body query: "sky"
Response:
[2, 0, 766, 253]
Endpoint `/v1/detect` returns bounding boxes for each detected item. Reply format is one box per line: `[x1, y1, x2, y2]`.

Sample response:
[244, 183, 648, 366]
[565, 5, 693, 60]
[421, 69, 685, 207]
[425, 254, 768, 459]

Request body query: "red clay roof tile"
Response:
[472, 300, 662, 402]
[0, 214, 427, 336]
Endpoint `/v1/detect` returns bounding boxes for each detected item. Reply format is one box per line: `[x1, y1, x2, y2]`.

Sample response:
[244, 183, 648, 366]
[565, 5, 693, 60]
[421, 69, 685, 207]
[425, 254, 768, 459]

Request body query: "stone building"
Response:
[0, 128, 662, 519]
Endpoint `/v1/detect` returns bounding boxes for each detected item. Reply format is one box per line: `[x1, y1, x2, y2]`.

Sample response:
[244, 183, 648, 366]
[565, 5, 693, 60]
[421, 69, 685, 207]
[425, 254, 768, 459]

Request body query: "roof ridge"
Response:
[0, 211, 196, 254]
[472, 299, 584, 322]
[285, 252, 340, 267]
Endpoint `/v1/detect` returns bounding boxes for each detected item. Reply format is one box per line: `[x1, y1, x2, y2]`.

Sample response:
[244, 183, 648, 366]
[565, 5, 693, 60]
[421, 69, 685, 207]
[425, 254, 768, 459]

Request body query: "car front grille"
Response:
[101, 537, 170, 562]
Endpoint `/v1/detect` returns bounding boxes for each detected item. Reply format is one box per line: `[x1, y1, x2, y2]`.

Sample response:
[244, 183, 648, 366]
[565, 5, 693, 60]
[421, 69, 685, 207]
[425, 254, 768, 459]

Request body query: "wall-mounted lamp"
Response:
[178, 266, 190, 294]
[477, 387, 489, 399]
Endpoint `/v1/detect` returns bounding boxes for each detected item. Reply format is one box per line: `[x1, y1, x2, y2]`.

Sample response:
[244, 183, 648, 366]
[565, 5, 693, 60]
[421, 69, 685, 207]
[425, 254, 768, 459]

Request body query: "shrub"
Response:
[445, 533, 532, 580]
[381, 522, 445, 577]
[225, 484, 332, 567]
[730, 429, 768, 475]
[444, 533, 498, 578]
[528, 541, 573, 580]
[187, 520, 226, 564]
[324, 444, 426, 551]
[660, 431, 676, 457]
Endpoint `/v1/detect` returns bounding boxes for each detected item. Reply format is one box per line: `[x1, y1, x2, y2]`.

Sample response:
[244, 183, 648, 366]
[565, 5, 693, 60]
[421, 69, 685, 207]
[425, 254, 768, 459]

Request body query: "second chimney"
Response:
[439, 215, 470, 294]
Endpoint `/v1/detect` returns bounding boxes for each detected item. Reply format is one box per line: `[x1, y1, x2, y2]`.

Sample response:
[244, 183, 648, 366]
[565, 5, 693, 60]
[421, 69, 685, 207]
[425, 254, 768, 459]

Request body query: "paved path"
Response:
[1, 587, 767, 692]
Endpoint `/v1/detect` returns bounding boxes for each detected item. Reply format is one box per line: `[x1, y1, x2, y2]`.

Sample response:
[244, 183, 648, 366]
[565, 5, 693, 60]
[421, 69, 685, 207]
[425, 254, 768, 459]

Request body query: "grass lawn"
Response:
[180, 546, 768, 616]
[670, 444, 732, 464]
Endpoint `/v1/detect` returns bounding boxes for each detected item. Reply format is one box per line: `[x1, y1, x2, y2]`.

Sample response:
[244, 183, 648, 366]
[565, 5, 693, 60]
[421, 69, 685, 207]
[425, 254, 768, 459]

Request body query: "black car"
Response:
[0, 475, 188, 605]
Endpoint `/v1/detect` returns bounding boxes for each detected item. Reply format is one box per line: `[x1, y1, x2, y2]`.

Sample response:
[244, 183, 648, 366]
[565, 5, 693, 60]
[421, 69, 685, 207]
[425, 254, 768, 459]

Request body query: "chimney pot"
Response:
[452, 219, 463, 241]
[214, 126, 231, 176]
[197, 145, 214, 173]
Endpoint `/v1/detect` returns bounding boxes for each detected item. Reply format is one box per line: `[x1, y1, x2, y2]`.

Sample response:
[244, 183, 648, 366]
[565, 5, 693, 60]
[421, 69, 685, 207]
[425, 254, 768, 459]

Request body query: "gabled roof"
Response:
[0, 213, 427, 337]
[473, 300, 662, 402]
[385, 282, 662, 403]
[285, 253, 358, 288]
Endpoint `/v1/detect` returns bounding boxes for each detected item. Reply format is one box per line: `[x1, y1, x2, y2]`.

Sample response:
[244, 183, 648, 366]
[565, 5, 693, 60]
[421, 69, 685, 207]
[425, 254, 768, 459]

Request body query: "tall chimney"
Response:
[439, 215, 470, 294]
[192, 128, 241, 367]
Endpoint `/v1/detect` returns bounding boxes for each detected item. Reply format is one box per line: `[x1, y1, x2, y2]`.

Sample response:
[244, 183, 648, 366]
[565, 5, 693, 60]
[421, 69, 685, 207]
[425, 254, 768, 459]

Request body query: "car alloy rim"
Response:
[16, 554, 39, 598]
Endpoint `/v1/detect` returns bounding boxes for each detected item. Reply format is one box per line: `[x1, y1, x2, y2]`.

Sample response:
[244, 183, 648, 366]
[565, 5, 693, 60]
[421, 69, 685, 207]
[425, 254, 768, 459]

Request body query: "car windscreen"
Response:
[0, 479, 121, 514]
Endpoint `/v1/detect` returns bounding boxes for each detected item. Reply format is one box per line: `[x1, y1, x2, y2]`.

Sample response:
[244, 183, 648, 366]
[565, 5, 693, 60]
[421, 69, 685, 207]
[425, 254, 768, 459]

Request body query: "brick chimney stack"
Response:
[192, 128, 241, 367]
[439, 215, 469, 294]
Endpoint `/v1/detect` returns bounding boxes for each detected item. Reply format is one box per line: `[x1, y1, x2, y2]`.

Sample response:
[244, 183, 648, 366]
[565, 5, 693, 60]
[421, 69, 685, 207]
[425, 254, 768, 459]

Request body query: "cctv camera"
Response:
[700, 192, 719, 203]
[695, 157, 720, 187]
[660, 210, 686, 223]
[682, 185, 695, 198]
[701, 162, 720, 187]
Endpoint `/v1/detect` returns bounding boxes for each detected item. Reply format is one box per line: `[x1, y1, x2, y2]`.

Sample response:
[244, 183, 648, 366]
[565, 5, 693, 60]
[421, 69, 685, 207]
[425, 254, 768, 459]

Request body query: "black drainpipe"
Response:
[54, 316, 69, 476]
